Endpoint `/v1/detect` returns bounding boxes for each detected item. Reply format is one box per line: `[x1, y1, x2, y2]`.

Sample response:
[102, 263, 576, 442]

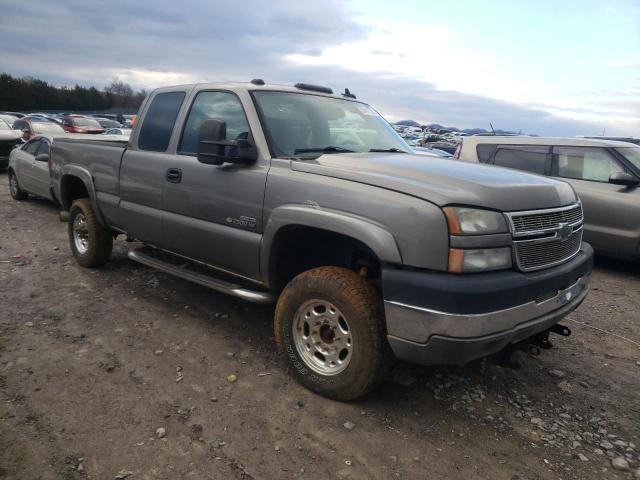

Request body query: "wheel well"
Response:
[60, 175, 89, 210]
[267, 226, 381, 291]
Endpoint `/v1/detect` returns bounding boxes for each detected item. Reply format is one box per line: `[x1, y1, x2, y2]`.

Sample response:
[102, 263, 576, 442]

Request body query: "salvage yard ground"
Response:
[0, 175, 638, 480]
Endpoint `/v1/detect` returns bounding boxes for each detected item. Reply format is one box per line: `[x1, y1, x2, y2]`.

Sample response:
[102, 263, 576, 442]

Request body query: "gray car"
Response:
[48, 82, 593, 400]
[456, 136, 640, 261]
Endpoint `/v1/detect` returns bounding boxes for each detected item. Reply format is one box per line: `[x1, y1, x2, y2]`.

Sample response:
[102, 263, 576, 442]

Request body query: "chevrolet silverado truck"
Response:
[49, 80, 593, 400]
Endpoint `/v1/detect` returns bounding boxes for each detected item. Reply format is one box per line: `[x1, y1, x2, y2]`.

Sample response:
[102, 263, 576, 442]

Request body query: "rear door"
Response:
[551, 146, 639, 255]
[119, 90, 187, 244]
[161, 90, 268, 280]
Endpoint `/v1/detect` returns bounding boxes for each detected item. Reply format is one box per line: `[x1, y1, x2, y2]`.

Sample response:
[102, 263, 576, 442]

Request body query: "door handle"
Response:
[166, 168, 182, 183]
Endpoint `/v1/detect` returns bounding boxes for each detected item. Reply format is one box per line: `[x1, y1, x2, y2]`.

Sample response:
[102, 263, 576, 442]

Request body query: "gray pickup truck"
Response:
[50, 80, 593, 400]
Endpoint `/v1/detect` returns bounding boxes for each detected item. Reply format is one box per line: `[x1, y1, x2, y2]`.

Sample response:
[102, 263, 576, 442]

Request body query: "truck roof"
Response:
[151, 81, 361, 102]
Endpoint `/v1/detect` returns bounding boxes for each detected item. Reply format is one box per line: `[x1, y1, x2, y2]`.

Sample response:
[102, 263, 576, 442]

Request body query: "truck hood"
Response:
[290, 153, 577, 211]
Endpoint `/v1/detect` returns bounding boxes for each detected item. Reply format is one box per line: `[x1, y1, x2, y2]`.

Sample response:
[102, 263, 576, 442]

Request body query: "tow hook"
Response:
[549, 324, 572, 337]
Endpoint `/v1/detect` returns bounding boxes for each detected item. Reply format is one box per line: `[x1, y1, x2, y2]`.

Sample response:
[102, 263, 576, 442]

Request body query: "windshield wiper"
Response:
[369, 148, 406, 153]
[294, 146, 355, 154]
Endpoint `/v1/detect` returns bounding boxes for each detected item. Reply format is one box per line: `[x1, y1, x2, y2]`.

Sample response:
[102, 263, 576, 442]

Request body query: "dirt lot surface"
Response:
[0, 175, 639, 480]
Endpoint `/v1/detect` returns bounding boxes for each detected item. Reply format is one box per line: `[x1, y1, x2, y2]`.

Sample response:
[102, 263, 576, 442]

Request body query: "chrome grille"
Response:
[514, 230, 583, 271]
[510, 204, 583, 235]
[506, 203, 584, 272]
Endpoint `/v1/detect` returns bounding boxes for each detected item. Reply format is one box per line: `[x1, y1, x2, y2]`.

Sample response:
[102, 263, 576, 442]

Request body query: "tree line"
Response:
[0, 73, 147, 112]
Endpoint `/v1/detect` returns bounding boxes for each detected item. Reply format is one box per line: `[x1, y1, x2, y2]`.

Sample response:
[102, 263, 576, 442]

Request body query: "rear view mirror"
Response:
[197, 119, 257, 166]
[609, 172, 639, 187]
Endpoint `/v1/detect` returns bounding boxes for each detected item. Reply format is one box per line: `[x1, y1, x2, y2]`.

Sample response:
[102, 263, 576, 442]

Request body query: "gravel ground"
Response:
[0, 174, 639, 480]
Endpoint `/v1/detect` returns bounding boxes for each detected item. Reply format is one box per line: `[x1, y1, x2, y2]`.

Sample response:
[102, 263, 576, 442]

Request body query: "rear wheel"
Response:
[275, 266, 392, 401]
[8, 170, 28, 200]
[68, 198, 113, 268]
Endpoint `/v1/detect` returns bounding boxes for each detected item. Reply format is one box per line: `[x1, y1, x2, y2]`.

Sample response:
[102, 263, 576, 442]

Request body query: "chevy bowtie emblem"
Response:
[557, 222, 573, 241]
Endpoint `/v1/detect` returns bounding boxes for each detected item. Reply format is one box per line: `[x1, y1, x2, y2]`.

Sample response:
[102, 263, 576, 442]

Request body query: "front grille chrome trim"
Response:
[505, 203, 583, 238]
[505, 203, 584, 272]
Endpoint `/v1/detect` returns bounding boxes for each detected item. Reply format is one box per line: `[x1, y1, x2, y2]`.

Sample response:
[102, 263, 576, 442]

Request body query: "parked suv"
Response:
[455, 136, 640, 260]
[49, 82, 593, 400]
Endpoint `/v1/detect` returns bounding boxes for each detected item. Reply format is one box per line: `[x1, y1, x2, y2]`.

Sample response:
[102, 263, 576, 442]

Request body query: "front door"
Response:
[30, 138, 52, 199]
[15, 139, 41, 193]
[552, 146, 640, 255]
[161, 90, 268, 280]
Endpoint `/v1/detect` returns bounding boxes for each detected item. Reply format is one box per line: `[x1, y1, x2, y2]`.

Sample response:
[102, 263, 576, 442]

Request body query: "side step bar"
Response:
[127, 248, 275, 304]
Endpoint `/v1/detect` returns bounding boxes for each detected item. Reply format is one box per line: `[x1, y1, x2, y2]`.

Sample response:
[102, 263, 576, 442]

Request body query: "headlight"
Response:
[448, 247, 512, 273]
[443, 207, 508, 235]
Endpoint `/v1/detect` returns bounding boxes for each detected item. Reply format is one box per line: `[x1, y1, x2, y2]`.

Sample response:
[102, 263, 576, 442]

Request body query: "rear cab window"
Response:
[138, 91, 186, 152]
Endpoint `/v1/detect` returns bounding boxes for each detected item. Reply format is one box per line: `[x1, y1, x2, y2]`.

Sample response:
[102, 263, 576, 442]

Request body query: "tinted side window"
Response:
[554, 147, 623, 182]
[138, 92, 185, 152]
[24, 139, 41, 155]
[36, 139, 50, 156]
[476, 144, 496, 163]
[14, 120, 27, 130]
[493, 146, 549, 174]
[179, 91, 249, 155]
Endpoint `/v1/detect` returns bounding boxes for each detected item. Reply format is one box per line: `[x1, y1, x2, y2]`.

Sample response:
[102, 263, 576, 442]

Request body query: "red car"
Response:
[61, 115, 106, 134]
[12, 117, 65, 141]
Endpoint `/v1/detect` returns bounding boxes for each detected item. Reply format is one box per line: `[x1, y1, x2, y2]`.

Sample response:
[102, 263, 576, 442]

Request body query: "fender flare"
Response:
[260, 204, 402, 285]
[59, 165, 106, 225]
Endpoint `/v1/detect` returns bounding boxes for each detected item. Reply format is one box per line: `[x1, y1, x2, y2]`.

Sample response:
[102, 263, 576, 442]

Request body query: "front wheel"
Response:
[8, 170, 28, 200]
[275, 266, 393, 401]
[68, 198, 113, 268]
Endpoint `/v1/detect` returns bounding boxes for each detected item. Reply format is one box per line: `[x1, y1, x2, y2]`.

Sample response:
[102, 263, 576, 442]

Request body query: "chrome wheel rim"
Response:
[293, 299, 353, 375]
[9, 174, 18, 197]
[72, 213, 89, 255]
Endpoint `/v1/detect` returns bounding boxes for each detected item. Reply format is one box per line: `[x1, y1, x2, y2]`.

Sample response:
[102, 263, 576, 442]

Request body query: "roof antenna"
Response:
[342, 88, 356, 99]
[489, 122, 496, 135]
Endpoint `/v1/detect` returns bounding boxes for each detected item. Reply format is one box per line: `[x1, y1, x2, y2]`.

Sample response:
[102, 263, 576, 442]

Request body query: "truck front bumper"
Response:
[382, 243, 593, 366]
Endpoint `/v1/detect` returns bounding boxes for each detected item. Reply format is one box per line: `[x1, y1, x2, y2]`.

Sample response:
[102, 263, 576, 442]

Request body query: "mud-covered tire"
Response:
[275, 266, 393, 401]
[8, 170, 28, 200]
[68, 198, 113, 268]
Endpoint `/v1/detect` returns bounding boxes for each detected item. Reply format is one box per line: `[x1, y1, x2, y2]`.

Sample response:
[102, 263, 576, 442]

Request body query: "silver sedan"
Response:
[8, 135, 55, 202]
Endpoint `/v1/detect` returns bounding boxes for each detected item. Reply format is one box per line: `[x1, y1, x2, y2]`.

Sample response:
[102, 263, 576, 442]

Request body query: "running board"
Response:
[127, 248, 275, 304]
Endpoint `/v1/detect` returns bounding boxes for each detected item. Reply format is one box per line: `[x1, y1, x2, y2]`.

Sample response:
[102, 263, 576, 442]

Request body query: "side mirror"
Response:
[35, 153, 49, 162]
[609, 172, 639, 187]
[197, 119, 257, 166]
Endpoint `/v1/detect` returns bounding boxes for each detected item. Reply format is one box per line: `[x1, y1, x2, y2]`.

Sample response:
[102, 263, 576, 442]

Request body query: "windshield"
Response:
[33, 122, 65, 133]
[616, 147, 640, 170]
[0, 120, 10, 130]
[252, 91, 410, 158]
[73, 117, 102, 128]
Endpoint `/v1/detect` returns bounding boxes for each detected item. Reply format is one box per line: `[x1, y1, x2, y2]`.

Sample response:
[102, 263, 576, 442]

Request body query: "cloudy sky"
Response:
[1, 0, 638, 135]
